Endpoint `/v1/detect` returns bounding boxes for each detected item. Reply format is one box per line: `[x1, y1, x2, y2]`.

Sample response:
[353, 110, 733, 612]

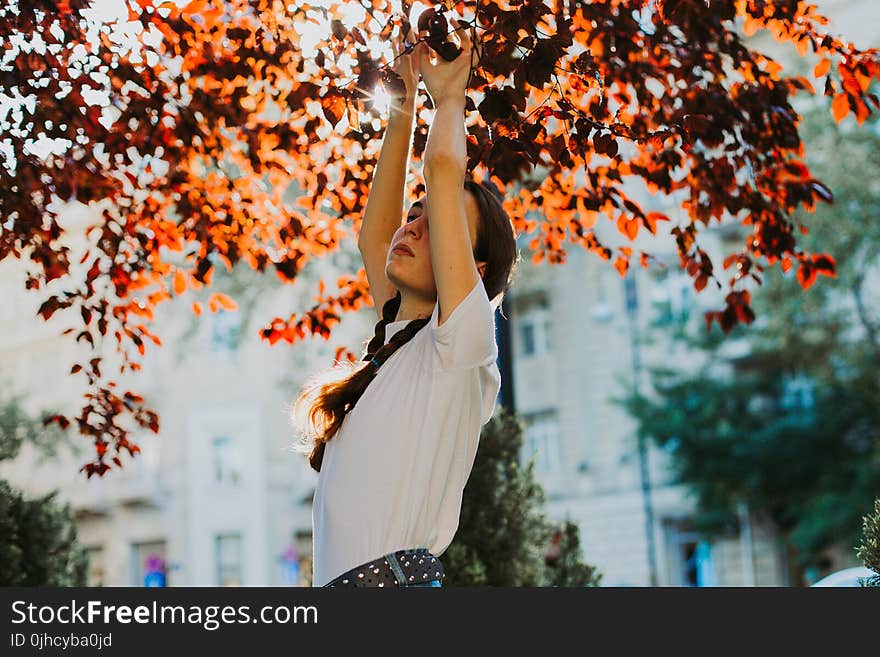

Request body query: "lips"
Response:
[392, 244, 414, 256]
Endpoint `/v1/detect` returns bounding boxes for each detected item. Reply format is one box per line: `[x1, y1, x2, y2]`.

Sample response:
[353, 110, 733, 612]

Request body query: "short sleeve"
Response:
[479, 364, 501, 425]
[430, 278, 498, 370]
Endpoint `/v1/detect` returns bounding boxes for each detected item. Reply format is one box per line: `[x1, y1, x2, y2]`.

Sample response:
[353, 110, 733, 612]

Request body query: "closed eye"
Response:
[407, 202, 424, 223]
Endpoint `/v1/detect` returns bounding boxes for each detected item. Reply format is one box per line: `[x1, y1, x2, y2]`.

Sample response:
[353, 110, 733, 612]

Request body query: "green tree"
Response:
[856, 499, 880, 588]
[545, 520, 602, 588]
[443, 406, 600, 587]
[0, 395, 89, 586]
[617, 108, 880, 583]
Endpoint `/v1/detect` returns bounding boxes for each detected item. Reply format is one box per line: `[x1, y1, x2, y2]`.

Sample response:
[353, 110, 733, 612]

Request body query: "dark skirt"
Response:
[322, 547, 445, 587]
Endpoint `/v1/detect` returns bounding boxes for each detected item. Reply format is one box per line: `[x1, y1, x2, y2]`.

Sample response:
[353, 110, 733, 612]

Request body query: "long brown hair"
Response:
[290, 178, 518, 472]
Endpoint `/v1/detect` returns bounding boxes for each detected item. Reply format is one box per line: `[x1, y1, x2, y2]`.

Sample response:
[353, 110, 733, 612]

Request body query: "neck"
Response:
[394, 290, 435, 323]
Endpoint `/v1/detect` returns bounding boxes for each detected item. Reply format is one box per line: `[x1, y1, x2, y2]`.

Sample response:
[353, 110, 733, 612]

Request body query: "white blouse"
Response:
[311, 278, 501, 586]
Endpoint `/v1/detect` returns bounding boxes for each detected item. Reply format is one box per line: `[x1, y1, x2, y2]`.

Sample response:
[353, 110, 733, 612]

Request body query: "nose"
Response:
[405, 217, 423, 239]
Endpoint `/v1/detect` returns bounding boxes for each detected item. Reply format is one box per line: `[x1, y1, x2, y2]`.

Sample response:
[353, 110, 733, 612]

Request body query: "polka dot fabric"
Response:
[323, 548, 445, 588]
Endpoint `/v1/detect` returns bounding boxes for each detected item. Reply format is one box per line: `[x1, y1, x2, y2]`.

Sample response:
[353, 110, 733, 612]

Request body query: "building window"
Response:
[518, 308, 551, 357]
[649, 269, 693, 327]
[780, 373, 815, 411]
[521, 410, 561, 472]
[663, 519, 717, 587]
[215, 533, 243, 586]
[130, 540, 167, 587]
[86, 545, 105, 587]
[212, 435, 242, 486]
[210, 308, 241, 352]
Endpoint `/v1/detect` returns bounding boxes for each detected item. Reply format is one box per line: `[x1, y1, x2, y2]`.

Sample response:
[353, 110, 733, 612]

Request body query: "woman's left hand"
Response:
[419, 16, 478, 107]
[389, 25, 423, 115]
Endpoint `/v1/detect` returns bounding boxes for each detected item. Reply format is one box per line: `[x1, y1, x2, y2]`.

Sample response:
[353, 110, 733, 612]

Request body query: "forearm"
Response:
[358, 102, 416, 249]
[423, 96, 467, 177]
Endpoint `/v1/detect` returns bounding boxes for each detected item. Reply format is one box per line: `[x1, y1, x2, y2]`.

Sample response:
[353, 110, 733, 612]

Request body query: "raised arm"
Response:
[420, 17, 481, 326]
[357, 32, 424, 320]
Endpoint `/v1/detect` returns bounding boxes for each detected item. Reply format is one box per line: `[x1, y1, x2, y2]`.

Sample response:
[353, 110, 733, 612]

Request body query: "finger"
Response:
[451, 17, 467, 45]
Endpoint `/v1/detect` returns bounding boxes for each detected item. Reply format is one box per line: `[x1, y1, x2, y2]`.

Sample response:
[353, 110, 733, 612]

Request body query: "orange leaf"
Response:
[210, 292, 238, 311]
[173, 270, 187, 295]
[813, 58, 831, 78]
[321, 90, 346, 127]
[831, 93, 849, 123]
[182, 0, 207, 13]
[644, 212, 669, 234]
[855, 97, 870, 125]
[743, 16, 759, 37]
[617, 214, 639, 240]
[192, 302, 202, 316]
[765, 59, 783, 78]
[613, 256, 629, 277]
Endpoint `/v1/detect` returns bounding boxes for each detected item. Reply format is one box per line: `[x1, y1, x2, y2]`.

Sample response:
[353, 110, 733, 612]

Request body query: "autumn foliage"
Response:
[1, 0, 878, 476]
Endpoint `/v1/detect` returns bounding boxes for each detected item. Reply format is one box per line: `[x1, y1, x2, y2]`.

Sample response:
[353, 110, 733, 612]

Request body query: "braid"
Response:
[305, 292, 431, 472]
[364, 291, 403, 358]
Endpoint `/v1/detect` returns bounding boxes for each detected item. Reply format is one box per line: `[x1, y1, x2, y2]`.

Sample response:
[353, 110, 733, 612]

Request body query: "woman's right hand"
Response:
[417, 16, 475, 108]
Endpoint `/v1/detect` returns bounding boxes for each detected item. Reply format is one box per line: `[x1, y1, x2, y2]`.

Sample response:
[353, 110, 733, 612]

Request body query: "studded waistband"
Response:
[323, 548, 445, 588]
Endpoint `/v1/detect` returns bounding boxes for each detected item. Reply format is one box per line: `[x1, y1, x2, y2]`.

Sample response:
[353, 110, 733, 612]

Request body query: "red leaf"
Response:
[683, 114, 710, 138]
[796, 263, 818, 290]
[811, 253, 836, 276]
[321, 90, 347, 127]
[331, 19, 347, 40]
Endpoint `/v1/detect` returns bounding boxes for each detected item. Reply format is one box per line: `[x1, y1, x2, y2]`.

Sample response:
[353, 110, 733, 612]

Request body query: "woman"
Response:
[291, 17, 518, 588]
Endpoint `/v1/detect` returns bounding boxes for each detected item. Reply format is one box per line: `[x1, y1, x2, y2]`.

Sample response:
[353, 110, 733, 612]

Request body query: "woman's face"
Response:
[385, 189, 483, 299]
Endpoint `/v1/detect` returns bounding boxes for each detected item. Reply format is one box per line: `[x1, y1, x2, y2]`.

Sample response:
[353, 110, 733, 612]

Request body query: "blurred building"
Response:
[504, 207, 791, 586]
